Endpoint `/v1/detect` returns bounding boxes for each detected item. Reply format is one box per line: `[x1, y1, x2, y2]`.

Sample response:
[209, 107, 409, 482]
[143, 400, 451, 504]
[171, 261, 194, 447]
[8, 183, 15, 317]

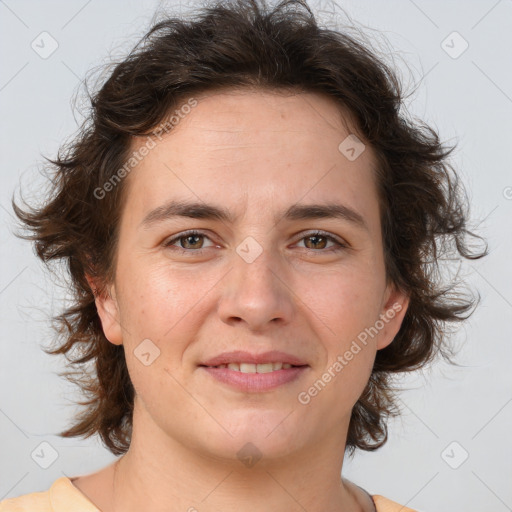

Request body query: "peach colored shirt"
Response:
[0, 477, 418, 511]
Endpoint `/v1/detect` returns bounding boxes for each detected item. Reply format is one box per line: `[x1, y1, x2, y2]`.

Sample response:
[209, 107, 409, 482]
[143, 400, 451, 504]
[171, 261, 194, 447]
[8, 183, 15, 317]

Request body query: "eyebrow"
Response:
[141, 199, 368, 231]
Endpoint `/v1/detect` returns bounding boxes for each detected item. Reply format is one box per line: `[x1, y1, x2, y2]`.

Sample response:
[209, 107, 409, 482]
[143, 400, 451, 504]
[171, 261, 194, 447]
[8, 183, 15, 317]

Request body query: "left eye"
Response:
[296, 232, 345, 251]
[163, 230, 347, 253]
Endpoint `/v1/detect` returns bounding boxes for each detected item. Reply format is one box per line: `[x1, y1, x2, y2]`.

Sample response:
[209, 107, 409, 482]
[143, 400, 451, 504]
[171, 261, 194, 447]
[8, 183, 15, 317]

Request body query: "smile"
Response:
[207, 362, 295, 372]
[200, 364, 308, 392]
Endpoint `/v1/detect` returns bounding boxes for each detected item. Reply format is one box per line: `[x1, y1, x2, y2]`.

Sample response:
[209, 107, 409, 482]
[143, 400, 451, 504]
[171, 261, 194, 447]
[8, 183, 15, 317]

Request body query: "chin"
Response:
[194, 409, 311, 465]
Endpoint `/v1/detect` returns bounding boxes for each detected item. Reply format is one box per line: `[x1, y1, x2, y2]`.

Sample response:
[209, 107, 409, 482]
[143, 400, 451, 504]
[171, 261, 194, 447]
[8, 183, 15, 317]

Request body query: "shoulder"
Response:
[0, 477, 99, 512]
[372, 494, 419, 512]
[343, 478, 418, 512]
[0, 486, 52, 512]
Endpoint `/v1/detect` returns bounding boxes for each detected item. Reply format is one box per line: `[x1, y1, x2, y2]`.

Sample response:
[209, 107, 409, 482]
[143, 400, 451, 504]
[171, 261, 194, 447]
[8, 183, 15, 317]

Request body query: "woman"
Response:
[2, 0, 485, 510]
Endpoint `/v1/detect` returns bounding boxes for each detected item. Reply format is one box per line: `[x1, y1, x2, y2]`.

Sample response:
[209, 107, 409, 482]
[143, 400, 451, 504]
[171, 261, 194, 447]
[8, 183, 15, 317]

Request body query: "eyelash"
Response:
[163, 229, 348, 255]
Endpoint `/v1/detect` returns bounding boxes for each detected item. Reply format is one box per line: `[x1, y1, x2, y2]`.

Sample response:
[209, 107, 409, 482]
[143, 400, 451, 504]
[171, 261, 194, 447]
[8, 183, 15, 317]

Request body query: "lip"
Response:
[200, 366, 309, 392]
[200, 350, 308, 367]
[199, 350, 309, 393]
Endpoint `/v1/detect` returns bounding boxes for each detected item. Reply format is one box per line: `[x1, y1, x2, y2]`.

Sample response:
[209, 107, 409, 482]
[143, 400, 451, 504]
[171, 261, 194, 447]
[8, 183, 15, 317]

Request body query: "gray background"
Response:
[0, 1, 511, 511]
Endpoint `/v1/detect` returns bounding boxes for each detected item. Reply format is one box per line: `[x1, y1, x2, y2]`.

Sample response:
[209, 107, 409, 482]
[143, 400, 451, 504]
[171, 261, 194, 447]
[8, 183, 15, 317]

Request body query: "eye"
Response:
[295, 231, 348, 252]
[163, 229, 348, 255]
[163, 230, 215, 253]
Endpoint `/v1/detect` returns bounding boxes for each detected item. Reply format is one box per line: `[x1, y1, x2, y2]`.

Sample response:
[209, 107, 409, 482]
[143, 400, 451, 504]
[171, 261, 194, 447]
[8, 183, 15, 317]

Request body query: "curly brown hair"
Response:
[13, 0, 486, 457]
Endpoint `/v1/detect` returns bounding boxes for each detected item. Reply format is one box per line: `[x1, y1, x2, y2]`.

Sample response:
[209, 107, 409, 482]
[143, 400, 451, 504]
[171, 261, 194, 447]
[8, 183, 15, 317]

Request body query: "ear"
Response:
[376, 283, 409, 351]
[86, 274, 123, 346]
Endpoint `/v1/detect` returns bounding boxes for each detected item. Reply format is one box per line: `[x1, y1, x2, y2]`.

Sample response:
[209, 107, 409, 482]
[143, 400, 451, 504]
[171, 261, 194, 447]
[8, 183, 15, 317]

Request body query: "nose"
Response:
[217, 239, 295, 332]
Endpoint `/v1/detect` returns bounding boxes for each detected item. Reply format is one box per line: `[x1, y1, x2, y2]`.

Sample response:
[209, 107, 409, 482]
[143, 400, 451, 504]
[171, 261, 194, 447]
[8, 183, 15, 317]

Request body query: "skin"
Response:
[75, 88, 409, 512]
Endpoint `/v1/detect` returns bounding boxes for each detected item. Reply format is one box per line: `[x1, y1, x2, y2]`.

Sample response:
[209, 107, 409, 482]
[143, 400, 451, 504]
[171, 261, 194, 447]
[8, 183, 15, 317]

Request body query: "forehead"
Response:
[122, 88, 380, 228]
[174, 87, 358, 142]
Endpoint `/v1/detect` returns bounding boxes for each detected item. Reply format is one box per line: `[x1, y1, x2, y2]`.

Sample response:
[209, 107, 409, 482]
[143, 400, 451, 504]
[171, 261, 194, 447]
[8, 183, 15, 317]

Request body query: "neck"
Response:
[107, 403, 365, 512]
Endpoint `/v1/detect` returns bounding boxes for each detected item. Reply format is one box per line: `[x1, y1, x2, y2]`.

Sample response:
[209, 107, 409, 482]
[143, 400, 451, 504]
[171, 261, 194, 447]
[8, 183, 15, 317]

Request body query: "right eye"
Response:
[163, 230, 216, 253]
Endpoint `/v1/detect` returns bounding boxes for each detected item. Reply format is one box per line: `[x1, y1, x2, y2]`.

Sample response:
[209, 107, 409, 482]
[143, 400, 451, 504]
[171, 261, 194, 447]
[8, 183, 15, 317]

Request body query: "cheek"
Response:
[117, 267, 192, 410]
[300, 267, 381, 402]
[303, 334, 376, 421]
[116, 260, 206, 339]
[306, 264, 385, 338]
[115, 262, 215, 396]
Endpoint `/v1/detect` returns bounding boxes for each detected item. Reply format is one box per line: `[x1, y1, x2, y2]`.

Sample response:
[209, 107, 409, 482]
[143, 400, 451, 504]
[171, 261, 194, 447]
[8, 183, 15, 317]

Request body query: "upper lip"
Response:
[200, 350, 308, 367]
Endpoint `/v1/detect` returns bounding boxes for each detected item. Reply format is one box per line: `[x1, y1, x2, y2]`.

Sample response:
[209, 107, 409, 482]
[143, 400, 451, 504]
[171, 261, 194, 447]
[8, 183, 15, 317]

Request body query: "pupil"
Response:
[308, 235, 325, 249]
[184, 235, 201, 248]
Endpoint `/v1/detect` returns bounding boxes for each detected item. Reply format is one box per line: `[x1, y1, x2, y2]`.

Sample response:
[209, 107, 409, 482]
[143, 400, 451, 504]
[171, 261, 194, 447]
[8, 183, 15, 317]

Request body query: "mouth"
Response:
[200, 350, 308, 368]
[198, 351, 309, 392]
[200, 361, 300, 373]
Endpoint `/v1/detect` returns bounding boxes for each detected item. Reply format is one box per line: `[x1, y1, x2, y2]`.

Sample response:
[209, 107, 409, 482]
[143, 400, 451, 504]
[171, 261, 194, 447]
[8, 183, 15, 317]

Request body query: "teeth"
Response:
[212, 362, 296, 373]
[256, 363, 274, 373]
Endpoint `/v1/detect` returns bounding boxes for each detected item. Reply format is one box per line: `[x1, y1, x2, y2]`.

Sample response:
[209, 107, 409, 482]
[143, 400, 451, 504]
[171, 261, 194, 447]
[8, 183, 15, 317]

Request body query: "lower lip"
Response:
[200, 366, 308, 392]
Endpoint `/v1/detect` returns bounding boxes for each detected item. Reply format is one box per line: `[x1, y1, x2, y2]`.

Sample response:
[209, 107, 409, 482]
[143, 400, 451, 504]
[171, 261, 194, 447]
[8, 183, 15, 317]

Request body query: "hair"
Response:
[13, 0, 486, 457]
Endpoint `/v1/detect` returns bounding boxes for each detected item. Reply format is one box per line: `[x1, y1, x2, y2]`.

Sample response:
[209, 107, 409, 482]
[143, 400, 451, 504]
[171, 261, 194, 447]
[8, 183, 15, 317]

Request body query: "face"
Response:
[93, 88, 408, 464]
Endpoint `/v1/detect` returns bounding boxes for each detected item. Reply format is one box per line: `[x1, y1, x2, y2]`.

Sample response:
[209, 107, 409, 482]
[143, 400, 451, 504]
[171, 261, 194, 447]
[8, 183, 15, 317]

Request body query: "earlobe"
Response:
[85, 274, 123, 346]
[376, 285, 409, 351]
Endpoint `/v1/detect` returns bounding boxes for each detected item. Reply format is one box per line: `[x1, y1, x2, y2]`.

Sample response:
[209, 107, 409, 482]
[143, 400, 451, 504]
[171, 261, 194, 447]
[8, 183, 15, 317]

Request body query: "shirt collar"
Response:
[49, 477, 101, 512]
